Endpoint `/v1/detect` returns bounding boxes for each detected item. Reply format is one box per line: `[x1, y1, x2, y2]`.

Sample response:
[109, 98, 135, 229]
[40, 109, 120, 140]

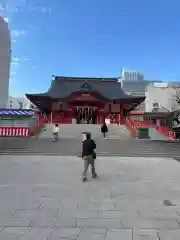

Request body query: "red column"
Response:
[96, 108, 99, 124]
[119, 103, 125, 124]
[96, 115, 99, 124]
[99, 108, 105, 124]
[36, 112, 39, 126]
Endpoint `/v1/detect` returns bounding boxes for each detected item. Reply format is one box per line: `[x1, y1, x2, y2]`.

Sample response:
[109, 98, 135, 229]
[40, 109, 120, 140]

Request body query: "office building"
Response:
[7, 96, 32, 109]
[145, 82, 180, 112]
[121, 68, 144, 81]
[0, 16, 11, 108]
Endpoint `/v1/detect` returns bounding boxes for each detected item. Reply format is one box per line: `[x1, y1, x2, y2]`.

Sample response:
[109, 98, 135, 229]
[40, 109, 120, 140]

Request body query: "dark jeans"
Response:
[82, 155, 96, 178]
[102, 132, 107, 138]
[53, 132, 58, 141]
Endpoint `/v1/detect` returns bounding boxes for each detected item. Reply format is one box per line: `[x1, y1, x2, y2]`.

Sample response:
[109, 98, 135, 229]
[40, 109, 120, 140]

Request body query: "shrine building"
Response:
[26, 76, 145, 124]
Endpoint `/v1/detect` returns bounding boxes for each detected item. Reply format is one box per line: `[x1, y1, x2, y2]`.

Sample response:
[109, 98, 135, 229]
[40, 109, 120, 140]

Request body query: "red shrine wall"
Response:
[37, 103, 125, 125]
[104, 103, 122, 113]
[37, 111, 73, 124]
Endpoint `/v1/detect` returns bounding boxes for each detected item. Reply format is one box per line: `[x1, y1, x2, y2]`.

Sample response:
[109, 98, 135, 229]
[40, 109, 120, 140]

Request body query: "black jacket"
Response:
[82, 139, 96, 157]
[101, 124, 108, 133]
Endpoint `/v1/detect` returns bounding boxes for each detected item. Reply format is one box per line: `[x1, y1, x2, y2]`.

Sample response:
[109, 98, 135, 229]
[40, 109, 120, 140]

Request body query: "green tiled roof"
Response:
[48, 77, 128, 100]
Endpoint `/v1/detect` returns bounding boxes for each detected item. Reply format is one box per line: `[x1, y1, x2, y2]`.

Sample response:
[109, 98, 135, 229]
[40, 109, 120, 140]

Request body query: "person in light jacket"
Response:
[52, 124, 59, 141]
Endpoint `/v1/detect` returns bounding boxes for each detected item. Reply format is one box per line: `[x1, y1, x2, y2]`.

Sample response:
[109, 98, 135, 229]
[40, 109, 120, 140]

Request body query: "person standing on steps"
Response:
[52, 124, 59, 142]
[81, 132, 97, 182]
[101, 122, 108, 138]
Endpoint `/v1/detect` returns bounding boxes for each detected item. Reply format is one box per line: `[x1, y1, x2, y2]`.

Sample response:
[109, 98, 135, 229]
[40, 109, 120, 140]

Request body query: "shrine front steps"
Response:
[38, 124, 131, 139]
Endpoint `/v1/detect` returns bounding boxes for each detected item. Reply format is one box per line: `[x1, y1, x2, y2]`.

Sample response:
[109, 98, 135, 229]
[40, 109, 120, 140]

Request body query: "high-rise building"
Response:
[7, 96, 32, 109]
[0, 16, 11, 108]
[121, 68, 144, 81]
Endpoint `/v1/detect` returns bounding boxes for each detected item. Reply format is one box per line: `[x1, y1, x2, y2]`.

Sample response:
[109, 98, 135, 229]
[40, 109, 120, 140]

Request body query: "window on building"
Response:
[151, 119, 156, 125]
[160, 119, 167, 125]
[143, 116, 150, 121]
[152, 102, 159, 112]
[153, 102, 159, 108]
[18, 101, 23, 109]
[152, 107, 158, 112]
[10, 104, 12, 109]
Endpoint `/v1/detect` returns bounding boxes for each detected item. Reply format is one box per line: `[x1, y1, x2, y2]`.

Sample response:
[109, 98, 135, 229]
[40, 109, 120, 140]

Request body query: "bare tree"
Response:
[157, 87, 180, 112]
[170, 88, 180, 111]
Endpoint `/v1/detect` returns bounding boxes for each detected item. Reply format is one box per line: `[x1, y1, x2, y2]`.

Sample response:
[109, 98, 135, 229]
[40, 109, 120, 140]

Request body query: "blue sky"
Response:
[1, 0, 180, 96]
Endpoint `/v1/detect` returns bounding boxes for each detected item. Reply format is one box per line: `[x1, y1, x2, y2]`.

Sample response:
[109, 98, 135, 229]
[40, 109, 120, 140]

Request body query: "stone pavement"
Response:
[0, 156, 180, 239]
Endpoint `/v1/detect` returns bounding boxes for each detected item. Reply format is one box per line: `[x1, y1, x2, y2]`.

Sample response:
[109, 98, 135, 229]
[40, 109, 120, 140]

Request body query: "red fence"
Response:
[156, 126, 175, 140]
[126, 117, 176, 140]
[0, 127, 30, 137]
[125, 118, 136, 137]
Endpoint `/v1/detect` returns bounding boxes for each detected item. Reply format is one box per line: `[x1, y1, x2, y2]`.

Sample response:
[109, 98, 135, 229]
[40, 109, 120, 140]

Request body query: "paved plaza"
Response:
[0, 155, 180, 239]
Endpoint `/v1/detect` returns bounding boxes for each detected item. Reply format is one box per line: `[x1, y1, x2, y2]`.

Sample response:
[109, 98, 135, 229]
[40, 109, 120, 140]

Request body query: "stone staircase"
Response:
[107, 124, 131, 139]
[1, 138, 180, 158]
[39, 124, 131, 139]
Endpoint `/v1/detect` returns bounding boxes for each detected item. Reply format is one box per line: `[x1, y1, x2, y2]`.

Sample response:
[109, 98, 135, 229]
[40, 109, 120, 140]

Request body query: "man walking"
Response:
[81, 132, 97, 182]
[101, 122, 108, 138]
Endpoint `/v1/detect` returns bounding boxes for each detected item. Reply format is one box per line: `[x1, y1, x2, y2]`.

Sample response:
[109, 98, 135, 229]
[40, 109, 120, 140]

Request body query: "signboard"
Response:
[153, 82, 168, 88]
[75, 94, 98, 101]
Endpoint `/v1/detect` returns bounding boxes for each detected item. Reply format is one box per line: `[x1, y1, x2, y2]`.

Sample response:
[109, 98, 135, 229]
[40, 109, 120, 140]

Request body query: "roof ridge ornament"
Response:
[80, 81, 92, 90]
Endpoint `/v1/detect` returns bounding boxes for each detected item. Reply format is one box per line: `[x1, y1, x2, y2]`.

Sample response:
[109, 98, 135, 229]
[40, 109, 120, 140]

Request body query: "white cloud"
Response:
[41, 7, 52, 13]
[4, 17, 9, 22]
[27, 5, 52, 13]
[0, 1, 53, 25]
[11, 30, 26, 37]
[11, 62, 19, 65]
[41, 7, 47, 13]
[30, 65, 37, 69]
[11, 71, 16, 75]
[11, 57, 29, 65]
[0, 4, 5, 11]
[11, 56, 20, 66]
[29, 6, 39, 12]
[13, 57, 20, 62]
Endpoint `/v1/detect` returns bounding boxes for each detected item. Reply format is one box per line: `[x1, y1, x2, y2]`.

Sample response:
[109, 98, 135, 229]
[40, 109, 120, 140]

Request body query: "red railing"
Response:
[156, 126, 175, 140]
[0, 127, 30, 137]
[126, 117, 176, 140]
[125, 118, 136, 137]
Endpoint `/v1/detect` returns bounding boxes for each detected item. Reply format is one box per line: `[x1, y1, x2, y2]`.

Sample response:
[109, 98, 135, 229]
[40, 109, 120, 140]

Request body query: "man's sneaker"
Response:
[92, 174, 97, 178]
[82, 177, 88, 182]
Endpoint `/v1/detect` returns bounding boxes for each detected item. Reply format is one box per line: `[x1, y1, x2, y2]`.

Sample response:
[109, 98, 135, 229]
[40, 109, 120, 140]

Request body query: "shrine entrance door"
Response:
[74, 106, 98, 124]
